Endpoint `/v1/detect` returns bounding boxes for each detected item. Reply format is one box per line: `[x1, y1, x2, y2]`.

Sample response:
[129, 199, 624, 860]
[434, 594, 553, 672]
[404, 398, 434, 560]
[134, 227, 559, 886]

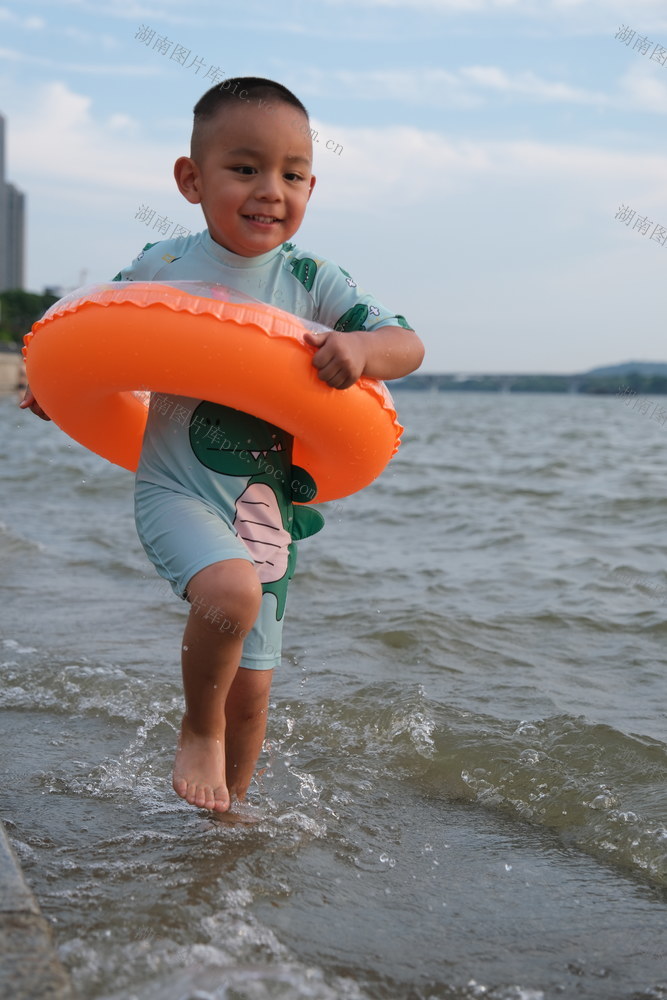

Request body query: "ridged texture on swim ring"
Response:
[23, 282, 403, 503]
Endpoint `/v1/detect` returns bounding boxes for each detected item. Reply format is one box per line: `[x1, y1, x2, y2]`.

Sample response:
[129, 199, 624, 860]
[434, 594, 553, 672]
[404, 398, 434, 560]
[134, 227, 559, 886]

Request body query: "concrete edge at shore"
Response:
[0, 350, 25, 393]
[0, 820, 75, 999]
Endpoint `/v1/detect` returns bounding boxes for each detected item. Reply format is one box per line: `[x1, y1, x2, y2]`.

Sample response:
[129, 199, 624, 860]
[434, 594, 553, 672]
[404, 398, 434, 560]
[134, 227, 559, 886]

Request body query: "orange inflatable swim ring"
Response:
[22, 281, 403, 504]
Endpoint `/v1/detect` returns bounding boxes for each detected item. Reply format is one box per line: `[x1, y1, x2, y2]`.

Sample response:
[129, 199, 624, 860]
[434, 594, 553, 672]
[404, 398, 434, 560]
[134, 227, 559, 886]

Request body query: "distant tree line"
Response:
[578, 373, 667, 395]
[395, 372, 667, 395]
[0, 290, 59, 344]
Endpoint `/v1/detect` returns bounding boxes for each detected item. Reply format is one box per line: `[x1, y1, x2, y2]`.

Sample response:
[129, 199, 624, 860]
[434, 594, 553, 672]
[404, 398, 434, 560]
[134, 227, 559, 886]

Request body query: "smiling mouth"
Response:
[245, 214, 282, 224]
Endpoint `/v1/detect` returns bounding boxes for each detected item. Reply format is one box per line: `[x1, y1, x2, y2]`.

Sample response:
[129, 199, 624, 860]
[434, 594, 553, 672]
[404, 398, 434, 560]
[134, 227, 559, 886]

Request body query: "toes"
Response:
[179, 781, 229, 812]
[212, 788, 230, 812]
[173, 776, 188, 800]
[192, 783, 211, 809]
[173, 777, 214, 809]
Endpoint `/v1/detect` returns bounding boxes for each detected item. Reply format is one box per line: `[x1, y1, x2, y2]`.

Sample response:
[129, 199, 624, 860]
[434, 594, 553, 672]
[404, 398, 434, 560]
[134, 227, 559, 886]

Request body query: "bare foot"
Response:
[172, 718, 230, 812]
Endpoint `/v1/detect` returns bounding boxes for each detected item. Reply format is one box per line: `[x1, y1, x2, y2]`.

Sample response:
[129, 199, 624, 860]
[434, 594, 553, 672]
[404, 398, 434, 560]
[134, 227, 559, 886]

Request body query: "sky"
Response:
[1, 0, 667, 373]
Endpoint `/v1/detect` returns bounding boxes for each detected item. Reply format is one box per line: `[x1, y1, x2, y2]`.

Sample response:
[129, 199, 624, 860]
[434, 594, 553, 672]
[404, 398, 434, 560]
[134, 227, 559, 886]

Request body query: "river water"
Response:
[1, 390, 666, 1000]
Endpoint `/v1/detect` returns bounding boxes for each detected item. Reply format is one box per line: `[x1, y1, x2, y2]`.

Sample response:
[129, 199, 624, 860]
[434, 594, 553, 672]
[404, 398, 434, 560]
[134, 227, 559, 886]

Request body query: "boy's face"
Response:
[175, 99, 316, 257]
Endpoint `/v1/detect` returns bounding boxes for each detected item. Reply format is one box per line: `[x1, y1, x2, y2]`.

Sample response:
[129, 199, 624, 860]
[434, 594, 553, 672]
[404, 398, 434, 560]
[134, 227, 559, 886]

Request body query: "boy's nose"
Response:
[252, 173, 283, 199]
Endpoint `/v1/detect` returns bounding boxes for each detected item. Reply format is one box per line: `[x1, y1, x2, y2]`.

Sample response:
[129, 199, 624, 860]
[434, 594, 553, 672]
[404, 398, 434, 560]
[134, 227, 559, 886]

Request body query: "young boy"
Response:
[21, 78, 424, 815]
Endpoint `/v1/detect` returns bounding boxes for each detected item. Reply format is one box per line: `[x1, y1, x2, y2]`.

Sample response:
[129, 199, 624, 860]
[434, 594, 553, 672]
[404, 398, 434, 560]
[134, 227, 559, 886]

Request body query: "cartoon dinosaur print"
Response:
[339, 267, 357, 288]
[334, 303, 369, 332]
[189, 402, 323, 620]
[289, 256, 318, 291]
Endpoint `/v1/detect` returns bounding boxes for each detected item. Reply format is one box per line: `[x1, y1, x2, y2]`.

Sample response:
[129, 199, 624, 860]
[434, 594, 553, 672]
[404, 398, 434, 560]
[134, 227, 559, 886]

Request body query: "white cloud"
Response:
[297, 67, 484, 109]
[36, 0, 220, 26]
[10, 78, 667, 219]
[317, 0, 667, 36]
[295, 61, 667, 116]
[619, 62, 667, 114]
[323, 0, 664, 9]
[0, 46, 161, 76]
[311, 122, 667, 208]
[460, 65, 608, 105]
[9, 81, 175, 192]
[0, 7, 45, 28]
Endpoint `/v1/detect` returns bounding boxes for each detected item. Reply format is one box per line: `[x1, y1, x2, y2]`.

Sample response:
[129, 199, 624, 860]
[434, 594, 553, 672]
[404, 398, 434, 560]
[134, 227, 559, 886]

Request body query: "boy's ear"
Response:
[307, 175, 316, 200]
[174, 156, 202, 204]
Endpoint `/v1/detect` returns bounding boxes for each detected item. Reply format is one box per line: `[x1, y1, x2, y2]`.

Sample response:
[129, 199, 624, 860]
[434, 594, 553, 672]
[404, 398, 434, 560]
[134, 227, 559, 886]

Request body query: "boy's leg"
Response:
[173, 558, 262, 813]
[225, 667, 274, 801]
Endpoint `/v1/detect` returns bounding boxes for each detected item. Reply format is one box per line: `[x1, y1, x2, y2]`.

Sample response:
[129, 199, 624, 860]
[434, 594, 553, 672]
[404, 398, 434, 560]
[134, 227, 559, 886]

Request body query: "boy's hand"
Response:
[19, 387, 51, 421]
[303, 330, 368, 390]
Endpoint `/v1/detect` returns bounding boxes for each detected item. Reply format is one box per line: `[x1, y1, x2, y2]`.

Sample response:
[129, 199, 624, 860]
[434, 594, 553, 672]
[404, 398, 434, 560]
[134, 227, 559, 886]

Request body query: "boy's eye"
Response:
[232, 165, 256, 175]
[284, 172, 303, 182]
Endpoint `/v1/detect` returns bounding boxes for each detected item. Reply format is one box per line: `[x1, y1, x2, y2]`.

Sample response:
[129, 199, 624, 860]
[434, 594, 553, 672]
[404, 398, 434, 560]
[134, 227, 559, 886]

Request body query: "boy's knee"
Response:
[229, 565, 263, 616]
[187, 559, 262, 630]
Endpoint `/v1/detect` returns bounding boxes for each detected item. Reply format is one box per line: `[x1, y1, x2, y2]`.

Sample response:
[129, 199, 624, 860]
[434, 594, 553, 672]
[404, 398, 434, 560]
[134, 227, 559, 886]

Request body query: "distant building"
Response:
[0, 114, 26, 291]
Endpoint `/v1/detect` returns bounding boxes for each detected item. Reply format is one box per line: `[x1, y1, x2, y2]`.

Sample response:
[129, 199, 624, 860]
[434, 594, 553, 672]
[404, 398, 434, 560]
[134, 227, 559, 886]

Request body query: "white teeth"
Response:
[249, 215, 276, 223]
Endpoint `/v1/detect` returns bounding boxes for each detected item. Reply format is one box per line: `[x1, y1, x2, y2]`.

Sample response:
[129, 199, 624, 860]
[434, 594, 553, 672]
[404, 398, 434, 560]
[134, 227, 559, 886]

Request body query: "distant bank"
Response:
[394, 361, 667, 395]
[0, 347, 24, 393]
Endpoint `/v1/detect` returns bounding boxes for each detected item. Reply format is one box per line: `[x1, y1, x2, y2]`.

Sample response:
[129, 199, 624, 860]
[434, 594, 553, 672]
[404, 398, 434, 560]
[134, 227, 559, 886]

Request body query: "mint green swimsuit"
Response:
[114, 230, 411, 669]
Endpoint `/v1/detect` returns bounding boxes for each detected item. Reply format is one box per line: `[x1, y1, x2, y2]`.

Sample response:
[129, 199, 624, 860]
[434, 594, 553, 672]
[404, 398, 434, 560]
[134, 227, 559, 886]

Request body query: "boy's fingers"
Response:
[19, 390, 51, 420]
[303, 330, 328, 349]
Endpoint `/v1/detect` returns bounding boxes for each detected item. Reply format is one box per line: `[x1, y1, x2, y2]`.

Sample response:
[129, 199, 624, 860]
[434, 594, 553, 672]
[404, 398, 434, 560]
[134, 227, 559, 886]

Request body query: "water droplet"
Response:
[182, 645, 189, 651]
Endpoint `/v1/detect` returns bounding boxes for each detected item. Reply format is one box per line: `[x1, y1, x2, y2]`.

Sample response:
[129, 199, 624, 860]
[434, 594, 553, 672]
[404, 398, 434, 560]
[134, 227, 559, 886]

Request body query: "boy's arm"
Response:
[303, 326, 424, 390]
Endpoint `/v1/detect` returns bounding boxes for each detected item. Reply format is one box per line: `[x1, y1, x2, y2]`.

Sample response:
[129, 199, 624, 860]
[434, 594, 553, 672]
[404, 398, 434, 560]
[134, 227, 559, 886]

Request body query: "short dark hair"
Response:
[191, 77, 309, 158]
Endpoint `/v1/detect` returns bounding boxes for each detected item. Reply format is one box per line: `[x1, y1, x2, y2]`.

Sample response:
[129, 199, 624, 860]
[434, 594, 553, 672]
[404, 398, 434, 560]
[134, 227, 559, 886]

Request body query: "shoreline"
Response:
[0, 820, 74, 999]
